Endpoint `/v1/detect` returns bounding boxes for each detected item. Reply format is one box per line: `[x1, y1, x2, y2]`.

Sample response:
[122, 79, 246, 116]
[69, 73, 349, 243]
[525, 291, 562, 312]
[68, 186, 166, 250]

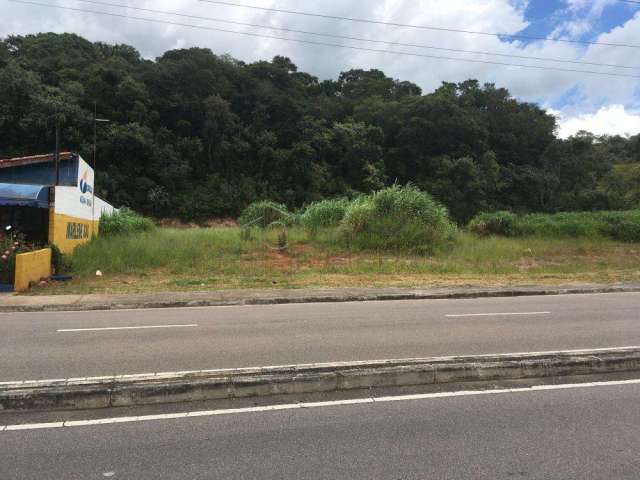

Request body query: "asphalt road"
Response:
[1, 381, 639, 479]
[1, 292, 640, 381]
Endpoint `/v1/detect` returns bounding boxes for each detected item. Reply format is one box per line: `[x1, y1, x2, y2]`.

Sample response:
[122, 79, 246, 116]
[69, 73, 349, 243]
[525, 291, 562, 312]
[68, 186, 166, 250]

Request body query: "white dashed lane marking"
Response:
[56, 324, 198, 332]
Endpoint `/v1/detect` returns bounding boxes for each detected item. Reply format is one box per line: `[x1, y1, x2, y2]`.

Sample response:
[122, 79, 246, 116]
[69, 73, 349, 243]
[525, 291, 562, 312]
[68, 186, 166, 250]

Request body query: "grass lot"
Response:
[31, 227, 640, 295]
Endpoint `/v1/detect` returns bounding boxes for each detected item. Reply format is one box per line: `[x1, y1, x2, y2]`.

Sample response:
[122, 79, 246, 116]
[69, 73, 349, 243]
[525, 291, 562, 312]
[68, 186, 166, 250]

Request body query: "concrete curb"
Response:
[2, 348, 640, 412]
[2, 284, 640, 313]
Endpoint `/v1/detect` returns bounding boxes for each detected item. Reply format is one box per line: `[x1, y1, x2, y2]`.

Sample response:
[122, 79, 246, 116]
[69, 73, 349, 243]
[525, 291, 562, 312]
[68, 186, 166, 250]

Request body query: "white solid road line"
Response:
[446, 311, 551, 317]
[3, 379, 640, 433]
[56, 324, 198, 332]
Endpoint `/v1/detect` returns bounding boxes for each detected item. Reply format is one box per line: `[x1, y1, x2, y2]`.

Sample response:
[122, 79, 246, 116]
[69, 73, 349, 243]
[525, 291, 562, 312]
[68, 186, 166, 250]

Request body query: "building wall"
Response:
[48, 209, 100, 253]
[48, 158, 116, 254]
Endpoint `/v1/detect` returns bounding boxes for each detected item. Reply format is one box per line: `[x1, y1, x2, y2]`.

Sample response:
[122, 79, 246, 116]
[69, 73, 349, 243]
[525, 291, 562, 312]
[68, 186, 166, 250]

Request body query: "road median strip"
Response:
[2, 347, 640, 412]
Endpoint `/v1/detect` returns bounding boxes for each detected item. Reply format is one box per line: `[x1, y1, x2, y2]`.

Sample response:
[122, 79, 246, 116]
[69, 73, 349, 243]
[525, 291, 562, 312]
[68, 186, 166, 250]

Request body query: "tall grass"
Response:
[238, 200, 295, 228]
[243, 186, 457, 253]
[100, 208, 156, 236]
[72, 228, 241, 275]
[337, 185, 457, 253]
[300, 198, 350, 234]
[469, 210, 640, 242]
[69, 227, 307, 276]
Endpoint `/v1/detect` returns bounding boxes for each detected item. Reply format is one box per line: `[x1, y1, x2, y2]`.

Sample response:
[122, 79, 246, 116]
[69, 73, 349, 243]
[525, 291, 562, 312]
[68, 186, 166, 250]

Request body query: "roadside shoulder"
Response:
[1, 283, 640, 313]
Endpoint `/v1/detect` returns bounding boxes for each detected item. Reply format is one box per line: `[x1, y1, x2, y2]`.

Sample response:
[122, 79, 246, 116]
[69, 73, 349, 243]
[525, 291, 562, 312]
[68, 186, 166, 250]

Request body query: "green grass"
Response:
[72, 228, 254, 275]
[31, 227, 640, 295]
[469, 210, 640, 242]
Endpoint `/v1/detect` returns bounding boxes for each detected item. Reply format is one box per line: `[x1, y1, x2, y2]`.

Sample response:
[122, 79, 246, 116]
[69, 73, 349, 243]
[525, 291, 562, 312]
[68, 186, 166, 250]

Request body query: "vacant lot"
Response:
[31, 227, 640, 295]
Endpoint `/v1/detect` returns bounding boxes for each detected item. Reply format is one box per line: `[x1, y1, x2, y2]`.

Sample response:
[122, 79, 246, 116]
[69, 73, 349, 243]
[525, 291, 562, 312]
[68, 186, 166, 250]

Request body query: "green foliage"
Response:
[468, 211, 519, 237]
[468, 210, 640, 242]
[339, 185, 457, 253]
[2, 33, 639, 222]
[597, 211, 640, 242]
[50, 244, 72, 275]
[603, 163, 640, 209]
[99, 208, 156, 236]
[300, 198, 350, 232]
[238, 201, 292, 228]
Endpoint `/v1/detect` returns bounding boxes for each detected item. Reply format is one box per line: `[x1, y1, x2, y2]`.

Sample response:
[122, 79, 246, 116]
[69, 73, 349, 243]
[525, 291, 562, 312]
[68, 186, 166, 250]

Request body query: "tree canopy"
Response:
[0, 33, 637, 222]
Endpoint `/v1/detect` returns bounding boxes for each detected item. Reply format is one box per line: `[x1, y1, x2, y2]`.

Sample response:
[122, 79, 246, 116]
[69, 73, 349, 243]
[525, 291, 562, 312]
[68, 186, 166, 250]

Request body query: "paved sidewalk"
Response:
[1, 283, 640, 312]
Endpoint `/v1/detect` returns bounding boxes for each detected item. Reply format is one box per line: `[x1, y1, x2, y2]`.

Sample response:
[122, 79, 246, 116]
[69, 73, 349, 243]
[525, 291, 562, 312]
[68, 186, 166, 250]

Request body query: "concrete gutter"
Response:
[2, 283, 640, 313]
[2, 347, 640, 412]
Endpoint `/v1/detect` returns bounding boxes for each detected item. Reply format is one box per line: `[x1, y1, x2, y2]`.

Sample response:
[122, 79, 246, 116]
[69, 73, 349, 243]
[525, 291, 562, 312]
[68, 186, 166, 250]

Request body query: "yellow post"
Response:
[14, 248, 52, 292]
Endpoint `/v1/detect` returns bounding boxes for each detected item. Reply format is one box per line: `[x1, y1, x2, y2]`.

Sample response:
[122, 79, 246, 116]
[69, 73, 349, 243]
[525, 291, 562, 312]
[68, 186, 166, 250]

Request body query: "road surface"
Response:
[1, 379, 639, 479]
[1, 292, 639, 381]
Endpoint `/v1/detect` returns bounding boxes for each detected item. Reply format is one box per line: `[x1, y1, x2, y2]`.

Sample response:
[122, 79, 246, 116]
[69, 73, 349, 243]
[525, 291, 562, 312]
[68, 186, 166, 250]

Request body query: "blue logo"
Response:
[79, 171, 93, 195]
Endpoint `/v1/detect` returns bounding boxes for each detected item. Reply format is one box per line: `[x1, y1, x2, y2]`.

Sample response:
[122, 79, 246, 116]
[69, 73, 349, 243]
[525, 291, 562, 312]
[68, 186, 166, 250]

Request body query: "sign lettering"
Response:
[66, 222, 89, 240]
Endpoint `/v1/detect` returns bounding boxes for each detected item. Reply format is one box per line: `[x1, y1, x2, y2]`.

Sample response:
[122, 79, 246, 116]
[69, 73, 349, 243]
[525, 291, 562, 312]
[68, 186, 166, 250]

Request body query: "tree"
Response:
[0, 32, 634, 221]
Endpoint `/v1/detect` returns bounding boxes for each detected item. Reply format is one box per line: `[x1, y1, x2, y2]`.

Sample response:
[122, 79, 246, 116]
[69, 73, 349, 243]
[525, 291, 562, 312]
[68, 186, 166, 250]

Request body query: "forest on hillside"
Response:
[1, 33, 639, 222]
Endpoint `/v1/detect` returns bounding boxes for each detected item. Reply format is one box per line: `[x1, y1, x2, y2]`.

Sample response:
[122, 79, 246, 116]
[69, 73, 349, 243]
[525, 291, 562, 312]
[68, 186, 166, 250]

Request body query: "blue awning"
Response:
[0, 183, 49, 208]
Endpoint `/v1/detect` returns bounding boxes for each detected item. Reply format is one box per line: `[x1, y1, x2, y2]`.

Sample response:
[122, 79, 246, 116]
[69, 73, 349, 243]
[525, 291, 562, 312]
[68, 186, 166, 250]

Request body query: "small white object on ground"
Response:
[96, 270, 103, 277]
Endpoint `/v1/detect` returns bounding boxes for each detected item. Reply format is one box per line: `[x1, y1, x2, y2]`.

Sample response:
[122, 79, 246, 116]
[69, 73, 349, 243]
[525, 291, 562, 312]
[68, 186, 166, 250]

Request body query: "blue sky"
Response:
[519, 0, 638, 44]
[511, 0, 640, 133]
[1, 0, 640, 137]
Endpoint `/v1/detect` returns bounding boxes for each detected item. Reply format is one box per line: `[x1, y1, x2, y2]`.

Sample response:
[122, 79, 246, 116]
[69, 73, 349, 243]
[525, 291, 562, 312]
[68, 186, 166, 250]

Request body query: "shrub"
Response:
[0, 232, 34, 285]
[0, 235, 17, 284]
[340, 197, 375, 234]
[238, 200, 293, 228]
[339, 185, 456, 253]
[301, 198, 350, 233]
[99, 208, 156, 237]
[50, 244, 72, 275]
[468, 209, 640, 242]
[599, 210, 640, 242]
[468, 211, 518, 236]
[515, 213, 601, 238]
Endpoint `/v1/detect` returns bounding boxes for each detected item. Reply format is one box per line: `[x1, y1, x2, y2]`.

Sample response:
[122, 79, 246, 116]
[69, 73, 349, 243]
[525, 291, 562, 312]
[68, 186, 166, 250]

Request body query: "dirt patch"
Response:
[244, 244, 356, 271]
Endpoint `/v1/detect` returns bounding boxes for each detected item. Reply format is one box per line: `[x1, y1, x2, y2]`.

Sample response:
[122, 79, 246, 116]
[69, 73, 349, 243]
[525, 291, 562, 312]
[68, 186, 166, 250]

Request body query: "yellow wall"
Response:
[14, 248, 52, 292]
[48, 209, 99, 254]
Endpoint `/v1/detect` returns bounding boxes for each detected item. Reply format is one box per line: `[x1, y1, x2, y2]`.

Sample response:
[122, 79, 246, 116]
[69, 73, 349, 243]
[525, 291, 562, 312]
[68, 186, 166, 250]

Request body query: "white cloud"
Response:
[552, 105, 640, 138]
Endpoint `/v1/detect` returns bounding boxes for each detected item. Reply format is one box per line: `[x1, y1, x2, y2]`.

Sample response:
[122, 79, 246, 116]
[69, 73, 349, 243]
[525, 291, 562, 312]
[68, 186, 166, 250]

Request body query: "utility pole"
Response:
[93, 102, 97, 172]
[54, 120, 60, 186]
[92, 101, 110, 236]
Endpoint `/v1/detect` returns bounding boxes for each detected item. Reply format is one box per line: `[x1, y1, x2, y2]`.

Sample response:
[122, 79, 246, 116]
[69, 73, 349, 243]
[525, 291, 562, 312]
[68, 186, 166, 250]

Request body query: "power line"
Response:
[66, 0, 640, 71]
[198, 0, 640, 49]
[9, 0, 640, 79]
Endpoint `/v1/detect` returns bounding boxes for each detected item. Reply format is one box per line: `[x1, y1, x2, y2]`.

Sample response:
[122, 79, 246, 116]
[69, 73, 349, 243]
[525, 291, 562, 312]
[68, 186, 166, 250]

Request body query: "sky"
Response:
[1, 0, 639, 138]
